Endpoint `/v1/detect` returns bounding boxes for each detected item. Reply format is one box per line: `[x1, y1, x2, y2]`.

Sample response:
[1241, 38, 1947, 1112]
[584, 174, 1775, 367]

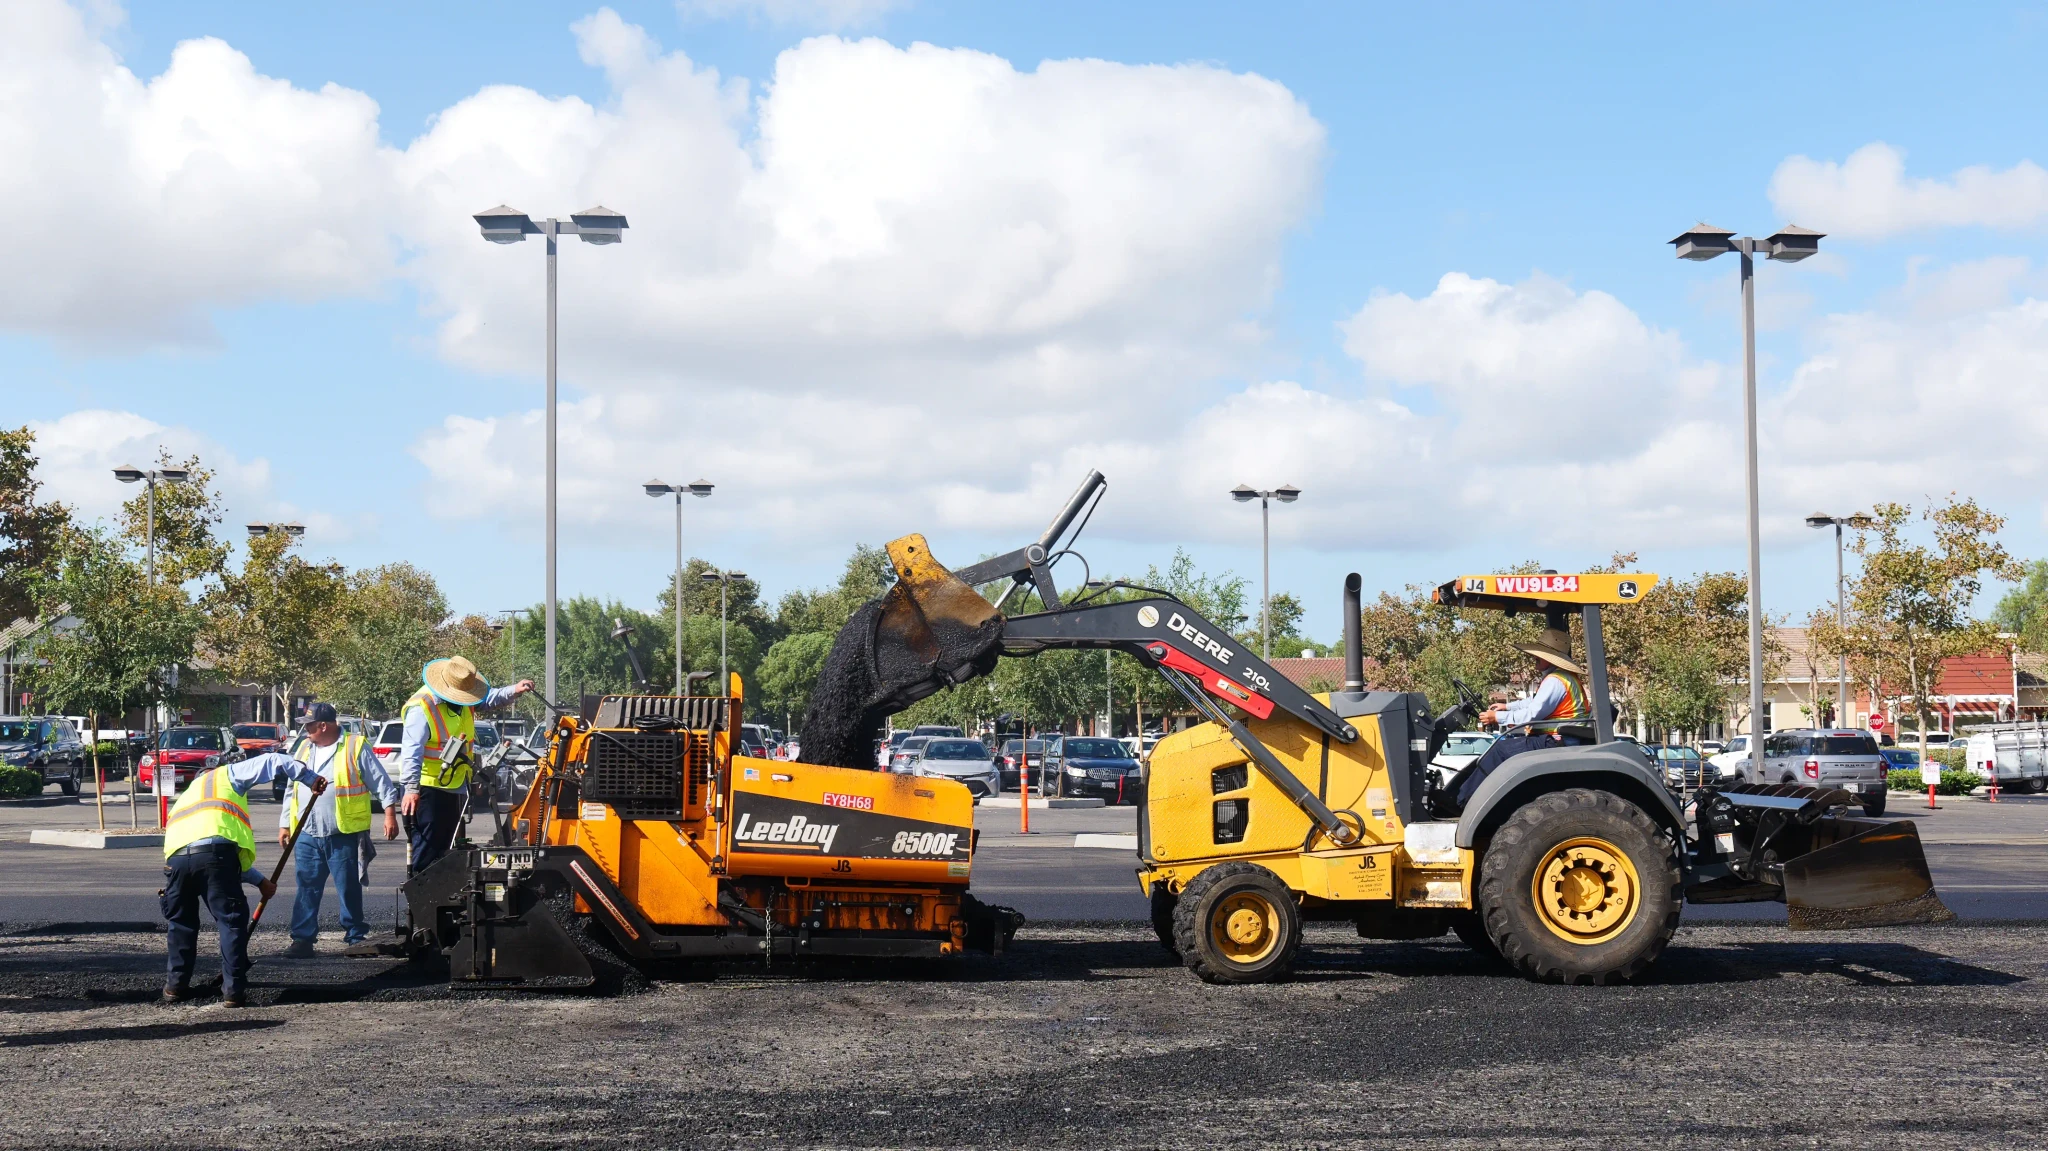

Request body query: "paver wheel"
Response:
[1171, 862, 1301, 984]
[1149, 883, 1179, 956]
[1476, 788, 1679, 985]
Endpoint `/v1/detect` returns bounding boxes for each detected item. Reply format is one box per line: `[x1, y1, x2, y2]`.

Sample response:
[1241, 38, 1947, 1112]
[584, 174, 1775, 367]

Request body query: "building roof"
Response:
[1269, 657, 1348, 690]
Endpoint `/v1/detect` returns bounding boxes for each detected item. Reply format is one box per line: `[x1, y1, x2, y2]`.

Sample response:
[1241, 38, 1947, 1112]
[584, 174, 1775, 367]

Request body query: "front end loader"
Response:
[808, 472, 1954, 985]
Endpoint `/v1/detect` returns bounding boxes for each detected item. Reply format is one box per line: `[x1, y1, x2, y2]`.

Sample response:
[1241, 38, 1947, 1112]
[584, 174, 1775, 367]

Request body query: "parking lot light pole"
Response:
[1671, 224, 1824, 778]
[1806, 513, 1873, 725]
[646, 480, 714, 691]
[475, 205, 628, 706]
[1231, 484, 1301, 660]
[245, 523, 306, 724]
[114, 465, 190, 828]
[699, 568, 747, 690]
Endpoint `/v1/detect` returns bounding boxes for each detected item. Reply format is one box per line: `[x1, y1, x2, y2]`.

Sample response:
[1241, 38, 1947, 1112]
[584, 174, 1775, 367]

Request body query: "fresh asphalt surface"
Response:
[4, 785, 2048, 1148]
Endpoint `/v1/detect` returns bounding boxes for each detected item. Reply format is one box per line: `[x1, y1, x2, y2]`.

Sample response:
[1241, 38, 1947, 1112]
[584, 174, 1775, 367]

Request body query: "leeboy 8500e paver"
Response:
[405, 472, 1951, 987]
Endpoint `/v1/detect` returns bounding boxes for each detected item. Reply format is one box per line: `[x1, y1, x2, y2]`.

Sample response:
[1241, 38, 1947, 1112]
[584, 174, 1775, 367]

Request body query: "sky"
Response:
[7, 0, 2048, 641]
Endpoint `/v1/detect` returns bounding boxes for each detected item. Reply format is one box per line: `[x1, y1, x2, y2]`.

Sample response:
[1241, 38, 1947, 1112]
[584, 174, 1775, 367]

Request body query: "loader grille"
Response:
[583, 731, 687, 819]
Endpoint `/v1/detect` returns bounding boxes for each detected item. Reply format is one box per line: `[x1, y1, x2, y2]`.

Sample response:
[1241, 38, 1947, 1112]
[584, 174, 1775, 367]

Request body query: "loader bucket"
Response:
[797, 533, 1004, 770]
[1783, 815, 1956, 931]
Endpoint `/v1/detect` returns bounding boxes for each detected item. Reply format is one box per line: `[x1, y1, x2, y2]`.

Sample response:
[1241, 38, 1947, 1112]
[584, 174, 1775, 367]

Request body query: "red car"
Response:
[231, 722, 285, 757]
[136, 726, 244, 791]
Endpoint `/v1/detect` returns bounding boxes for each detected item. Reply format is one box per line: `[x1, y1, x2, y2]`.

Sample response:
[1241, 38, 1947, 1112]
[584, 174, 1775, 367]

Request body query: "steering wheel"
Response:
[1447, 673, 1484, 721]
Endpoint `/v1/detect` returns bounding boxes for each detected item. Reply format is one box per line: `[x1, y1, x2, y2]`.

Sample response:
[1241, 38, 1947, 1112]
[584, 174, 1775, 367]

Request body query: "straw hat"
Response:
[1517, 628, 1582, 675]
[422, 656, 490, 707]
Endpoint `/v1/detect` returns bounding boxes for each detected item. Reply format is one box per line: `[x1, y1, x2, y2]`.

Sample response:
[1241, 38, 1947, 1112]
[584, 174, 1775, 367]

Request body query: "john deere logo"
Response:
[1618, 580, 1639, 600]
[1136, 605, 1160, 628]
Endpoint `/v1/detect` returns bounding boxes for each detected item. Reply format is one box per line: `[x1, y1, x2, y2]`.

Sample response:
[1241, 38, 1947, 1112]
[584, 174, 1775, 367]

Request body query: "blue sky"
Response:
[9, 0, 2047, 640]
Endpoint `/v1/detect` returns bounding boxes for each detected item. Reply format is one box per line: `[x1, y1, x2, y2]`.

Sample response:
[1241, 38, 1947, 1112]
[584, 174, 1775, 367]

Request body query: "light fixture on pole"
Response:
[645, 479, 714, 693]
[114, 464, 191, 829]
[1805, 512, 1873, 726]
[699, 568, 748, 691]
[1230, 483, 1301, 660]
[1671, 222, 1823, 779]
[474, 203, 629, 708]
[245, 522, 306, 539]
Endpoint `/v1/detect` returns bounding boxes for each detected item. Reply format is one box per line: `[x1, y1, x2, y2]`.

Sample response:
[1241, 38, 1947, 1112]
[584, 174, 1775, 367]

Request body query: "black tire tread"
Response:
[1170, 861, 1302, 985]
[1476, 787, 1680, 986]
[1149, 884, 1179, 956]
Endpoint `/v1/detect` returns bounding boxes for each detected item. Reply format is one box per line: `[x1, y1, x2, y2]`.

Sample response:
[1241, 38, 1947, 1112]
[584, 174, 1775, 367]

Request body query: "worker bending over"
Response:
[397, 656, 534, 875]
[162, 754, 326, 1007]
[279, 703, 401, 958]
[1448, 628, 1593, 811]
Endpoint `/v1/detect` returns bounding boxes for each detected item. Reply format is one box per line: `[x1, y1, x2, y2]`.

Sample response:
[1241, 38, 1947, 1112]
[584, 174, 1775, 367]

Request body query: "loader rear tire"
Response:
[1172, 862, 1300, 984]
[1149, 884, 1180, 956]
[1450, 911, 1499, 961]
[1477, 788, 1679, 986]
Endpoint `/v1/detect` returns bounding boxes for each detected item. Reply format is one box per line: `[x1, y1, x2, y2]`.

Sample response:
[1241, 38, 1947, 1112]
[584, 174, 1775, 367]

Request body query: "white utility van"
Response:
[1963, 727, 2048, 793]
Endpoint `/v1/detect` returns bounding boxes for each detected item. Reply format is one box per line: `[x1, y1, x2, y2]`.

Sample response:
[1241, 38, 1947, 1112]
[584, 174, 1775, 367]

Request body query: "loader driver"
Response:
[397, 656, 535, 876]
[1446, 627, 1592, 812]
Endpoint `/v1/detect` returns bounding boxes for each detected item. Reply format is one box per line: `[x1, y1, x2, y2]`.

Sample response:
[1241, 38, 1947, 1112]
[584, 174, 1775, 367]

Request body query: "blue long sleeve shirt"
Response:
[397, 685, 522, 792]
[278, 737, 402, 836]
[1494, 673, 1573, 727]
[184, 753, 325, 885]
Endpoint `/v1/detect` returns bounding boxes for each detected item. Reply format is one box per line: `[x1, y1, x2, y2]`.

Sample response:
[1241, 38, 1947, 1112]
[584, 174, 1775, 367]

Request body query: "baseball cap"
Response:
[307, 702, 339, 725]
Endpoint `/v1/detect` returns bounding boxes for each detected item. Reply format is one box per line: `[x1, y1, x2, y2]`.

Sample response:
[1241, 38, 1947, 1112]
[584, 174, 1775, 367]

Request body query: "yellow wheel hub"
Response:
[1532, 836, 1640, 945]
[1209, 892, 1280, 963]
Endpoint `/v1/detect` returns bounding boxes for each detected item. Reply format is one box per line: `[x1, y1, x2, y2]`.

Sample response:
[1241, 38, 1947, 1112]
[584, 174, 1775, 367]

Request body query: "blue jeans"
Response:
[290, 832, 367, 944]
[162, 842, 251, 995]
[409, 786, 467, 876]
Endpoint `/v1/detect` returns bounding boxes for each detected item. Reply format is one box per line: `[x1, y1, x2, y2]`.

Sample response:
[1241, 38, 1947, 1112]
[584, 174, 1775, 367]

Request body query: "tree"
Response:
[1594, 562, 1761, 739]
[1993, 559, 2048, 652]
[202, 530, 346, 726]
[507, 597, 668, 699]
[756, 632, 836, 730]
[1809, 496, 2023, 754]
[0, 426, 71, 623]
[1355, 567, 1544, 714]
[117, 451, 227, 588]
[321, 563, 447, 717]
[26, 529, 201, 826]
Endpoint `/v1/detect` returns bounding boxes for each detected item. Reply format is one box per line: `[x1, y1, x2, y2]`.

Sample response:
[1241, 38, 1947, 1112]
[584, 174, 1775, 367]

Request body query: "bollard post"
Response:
[1988, 771, 2000, 803]
[1926, 783, 1939, 810]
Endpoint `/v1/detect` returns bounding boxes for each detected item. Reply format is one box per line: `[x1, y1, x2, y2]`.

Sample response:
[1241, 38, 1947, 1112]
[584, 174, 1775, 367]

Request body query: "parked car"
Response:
[994, 738, 1050, 790]
[1909, 731, 1958, 748]
[910, 738, 1000, 798]
[474, 720, 501, 752]
[1880, 747, 1922, 774]
[495, 718, 532, 744]
[1043, 736, 1144, 803]
[876, 730, 911, 768]
[372, 720, 406, 766]
[1429, 731, 1496, 788]
[1697, 740, 1726, 756]
[1707, 734, 1752, 778]
[888, 736, 933, 773]
[1751, 728, 1889, 815]
[231, 722, 287, 757]
[1650, 745, 1708, 790]
[137, 726, 245, 794]
[0, 716, 86, 796]
[911, 725, 964, 739]
[741, 723, 776, 757]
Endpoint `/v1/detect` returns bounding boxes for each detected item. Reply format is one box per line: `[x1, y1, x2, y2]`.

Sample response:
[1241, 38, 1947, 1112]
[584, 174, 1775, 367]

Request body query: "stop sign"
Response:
[1870, 713, 1887, 732]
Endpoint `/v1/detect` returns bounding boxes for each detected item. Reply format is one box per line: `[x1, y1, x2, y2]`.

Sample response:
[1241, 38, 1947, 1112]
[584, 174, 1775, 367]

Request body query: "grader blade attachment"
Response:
[797, 533, 1004, 769]
[1783, 815, 1956, 930]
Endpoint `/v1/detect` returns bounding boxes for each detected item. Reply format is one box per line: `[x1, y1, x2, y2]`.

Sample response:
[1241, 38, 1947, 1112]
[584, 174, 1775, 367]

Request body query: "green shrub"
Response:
[0, 766, 43, 798]
[1929, 747, 1966, 771]
[1937, 769, 1979, 796]
[90, 741, 125, 760]
[1887, 768, 1922, 791]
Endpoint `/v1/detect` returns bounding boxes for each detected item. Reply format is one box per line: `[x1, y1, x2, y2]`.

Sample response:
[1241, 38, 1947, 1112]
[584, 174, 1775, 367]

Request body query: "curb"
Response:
[29, 829, 164, 849]
[1074, 833, 1139, 850]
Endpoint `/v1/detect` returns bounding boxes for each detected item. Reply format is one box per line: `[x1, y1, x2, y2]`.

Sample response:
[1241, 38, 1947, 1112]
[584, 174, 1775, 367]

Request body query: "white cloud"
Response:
[0, 0, 396, 347]
[28, 409, 349, 542]
[1769, 142, 2048, 240]
[678, 0, 908, 30]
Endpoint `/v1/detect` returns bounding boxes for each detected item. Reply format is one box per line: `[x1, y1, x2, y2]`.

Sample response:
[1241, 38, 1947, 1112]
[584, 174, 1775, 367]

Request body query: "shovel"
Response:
[252, 775, 327, 928]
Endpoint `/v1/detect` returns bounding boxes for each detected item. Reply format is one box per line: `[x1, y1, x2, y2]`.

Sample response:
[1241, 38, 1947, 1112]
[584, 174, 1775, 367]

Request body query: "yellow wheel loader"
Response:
[403, 471, 1950, 988]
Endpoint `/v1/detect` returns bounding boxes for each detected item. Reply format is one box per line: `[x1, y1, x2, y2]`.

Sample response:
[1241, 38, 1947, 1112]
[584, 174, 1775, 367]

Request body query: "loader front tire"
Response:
[1149, 883, 1180, 957]
[1477, 788, 1679, 986]
[1172, 862, 1301, 984]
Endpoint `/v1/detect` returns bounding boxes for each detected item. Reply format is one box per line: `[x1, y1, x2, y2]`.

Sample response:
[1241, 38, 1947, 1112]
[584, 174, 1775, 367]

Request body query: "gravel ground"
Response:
[3, 918, 2045, 1149]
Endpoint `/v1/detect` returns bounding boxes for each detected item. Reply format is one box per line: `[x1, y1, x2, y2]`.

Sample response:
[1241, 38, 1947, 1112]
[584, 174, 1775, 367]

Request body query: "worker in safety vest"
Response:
[278, 703, 402, 958]
[161, 754, 326, 1007]
[1448, 628, 1594, 811]
[397, 656, 534, 875]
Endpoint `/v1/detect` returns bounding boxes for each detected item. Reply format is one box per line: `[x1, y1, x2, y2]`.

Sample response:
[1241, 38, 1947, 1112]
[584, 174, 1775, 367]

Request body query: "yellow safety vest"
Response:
[163, 768, 256, 872]
[406, 689, 475, 791]
[1525, 671, 1592, 732]
[288, 732, 371, 835]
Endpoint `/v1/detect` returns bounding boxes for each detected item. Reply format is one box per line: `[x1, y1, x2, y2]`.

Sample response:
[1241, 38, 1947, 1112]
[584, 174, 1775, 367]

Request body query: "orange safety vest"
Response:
[1525, 671, 1591, 731]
